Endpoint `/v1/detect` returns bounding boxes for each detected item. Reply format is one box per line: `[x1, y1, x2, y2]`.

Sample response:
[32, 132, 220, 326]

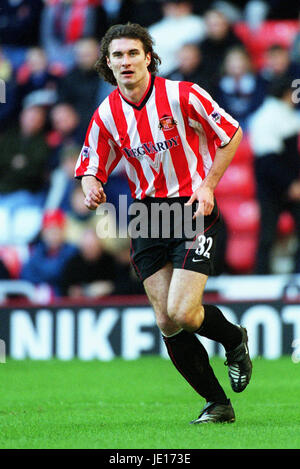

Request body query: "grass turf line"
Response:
[0, 356, 300, 449]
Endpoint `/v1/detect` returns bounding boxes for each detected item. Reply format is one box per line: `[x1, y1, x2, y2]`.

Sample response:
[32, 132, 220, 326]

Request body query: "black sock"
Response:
[197, 304, 242, 352]
[163, 330, 228, 404]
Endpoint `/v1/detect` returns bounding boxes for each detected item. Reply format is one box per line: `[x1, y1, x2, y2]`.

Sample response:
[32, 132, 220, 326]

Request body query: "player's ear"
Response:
[106, 56, 112, 69]
[146, 52, 151, 67]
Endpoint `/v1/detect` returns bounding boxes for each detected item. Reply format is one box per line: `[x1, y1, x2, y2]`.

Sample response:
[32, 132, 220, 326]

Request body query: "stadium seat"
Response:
[232, 134, 254, 165]
[0, 246, 23, 279]
[12, 207, 43, 245]
[215, 163, 256, 199]
[218, 198, 260, 234]
[234, 20, 299, 69]
[16, 63, 31, 85]
[277, 211, 295, 237]
[226, 233, 258, 273]
[0, 208, 10, 244]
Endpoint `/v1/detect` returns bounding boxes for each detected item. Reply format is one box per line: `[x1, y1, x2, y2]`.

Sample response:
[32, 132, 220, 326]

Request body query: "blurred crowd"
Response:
[0, 0, 300, 301]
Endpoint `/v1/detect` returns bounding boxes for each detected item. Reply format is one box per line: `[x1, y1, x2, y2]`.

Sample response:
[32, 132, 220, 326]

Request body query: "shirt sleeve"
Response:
[187, 83, 239, 148]
[74, 108, 123, 184]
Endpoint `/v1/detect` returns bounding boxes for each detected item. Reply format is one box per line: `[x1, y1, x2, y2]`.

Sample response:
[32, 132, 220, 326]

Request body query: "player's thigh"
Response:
[143, 262, 179, 334]
[167, 268, 208, 323]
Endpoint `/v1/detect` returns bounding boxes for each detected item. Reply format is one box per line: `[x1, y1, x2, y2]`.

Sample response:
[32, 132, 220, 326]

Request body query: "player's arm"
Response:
[186, 126, 243, 217]
[75, 109, 122, 210]
[81, 175, 106, 210]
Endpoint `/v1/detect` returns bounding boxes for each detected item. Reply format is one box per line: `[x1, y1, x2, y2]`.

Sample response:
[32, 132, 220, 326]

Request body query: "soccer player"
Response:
[75, 23, 252, 424]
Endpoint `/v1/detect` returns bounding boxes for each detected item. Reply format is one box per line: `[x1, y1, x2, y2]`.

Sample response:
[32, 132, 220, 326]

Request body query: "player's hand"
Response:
[84, 186, 106, 210]
[185, 185, 214, 218]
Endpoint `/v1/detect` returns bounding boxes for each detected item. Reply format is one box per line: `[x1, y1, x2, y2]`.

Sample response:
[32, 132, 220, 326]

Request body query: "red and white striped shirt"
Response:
[75, 75, 239, 199]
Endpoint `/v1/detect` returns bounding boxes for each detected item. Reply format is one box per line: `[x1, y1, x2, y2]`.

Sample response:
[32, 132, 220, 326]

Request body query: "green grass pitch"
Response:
[1, 356, 300, 449]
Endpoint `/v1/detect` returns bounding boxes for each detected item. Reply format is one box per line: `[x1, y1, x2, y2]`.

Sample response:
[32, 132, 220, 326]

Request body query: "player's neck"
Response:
[118, 72, 151, 104]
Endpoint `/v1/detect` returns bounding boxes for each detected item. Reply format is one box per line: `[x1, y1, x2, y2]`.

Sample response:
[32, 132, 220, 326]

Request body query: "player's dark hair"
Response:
[95, 23, 161, 85]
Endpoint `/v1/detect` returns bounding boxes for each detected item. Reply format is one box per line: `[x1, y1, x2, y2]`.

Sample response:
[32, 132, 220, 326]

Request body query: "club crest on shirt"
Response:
[81, 146, 90, 160]
[158, 115, 178, 131]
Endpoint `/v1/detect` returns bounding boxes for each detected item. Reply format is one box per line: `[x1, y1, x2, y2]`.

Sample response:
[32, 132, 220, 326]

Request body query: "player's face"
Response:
[107, 38, 151, 89]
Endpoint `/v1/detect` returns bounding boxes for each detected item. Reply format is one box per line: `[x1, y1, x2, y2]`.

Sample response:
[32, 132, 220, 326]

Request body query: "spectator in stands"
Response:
[64, 185, 99, 245]
[63, 185, 118, 253]
[0, 259, 10, 280]
[244, 0, 270, 30]
[40, 0, 108, 70]
[45, 143, 81, 212]
[103, 159, 133, 233]
[248, 76, 300, 274]
[266, 0, 299, 20]
[260, 44, 300, 90]
[199, 8, 243, 89]
[45, 145, 119, 254]
[101, 0, 123, 26]
[291, 33, 300, 64]
[0, 102, 50, 245]
[0, 104, 49, 201]
[48, 102, 82, 169]
[148, 0, 206, 76]
[215, 46, 266, 129]
[21, 209, 78, 296]
[192, 0, 219, 16]
[0, 48, 19, 132]
[0, 48, 13, 88]
[60, 228, 116, 298]
[49, 102, 82, 143]
[166, 43, 214, 94]
[57, 37, 113, 132]
[244, 0, 299, 22]
[116, 0, 163, 28]
[16, 47, 59, 107]
[290, 11, 300, 64]
[112, 239, 145, 295]
[0, 0, 43, 47]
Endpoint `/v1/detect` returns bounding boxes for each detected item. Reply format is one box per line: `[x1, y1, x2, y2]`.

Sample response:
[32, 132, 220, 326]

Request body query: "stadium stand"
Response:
[234, 20, 299, 69]
[0, 0, 299, 300]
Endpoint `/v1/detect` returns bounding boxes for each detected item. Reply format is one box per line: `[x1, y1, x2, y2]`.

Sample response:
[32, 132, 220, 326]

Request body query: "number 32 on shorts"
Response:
[194, 235, 213, 259]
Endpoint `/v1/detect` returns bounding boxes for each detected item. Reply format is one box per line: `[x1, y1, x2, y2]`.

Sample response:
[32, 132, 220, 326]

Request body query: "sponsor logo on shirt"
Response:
[210, 111, 221, 123]
[122, 136, 180, 171]
[123, 136, 180, 159]
[81, 146, 90, 160]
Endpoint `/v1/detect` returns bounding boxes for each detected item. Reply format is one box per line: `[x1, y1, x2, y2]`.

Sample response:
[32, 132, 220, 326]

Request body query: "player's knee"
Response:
[155, 311, 170, 331]
[155, 311, 179, 336]
[168, 303, 204, 331]
[173, 311, 198, 331]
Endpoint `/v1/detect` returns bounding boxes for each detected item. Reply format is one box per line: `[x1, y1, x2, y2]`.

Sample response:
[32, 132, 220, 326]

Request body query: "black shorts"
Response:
[129, 196, 222, 282]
